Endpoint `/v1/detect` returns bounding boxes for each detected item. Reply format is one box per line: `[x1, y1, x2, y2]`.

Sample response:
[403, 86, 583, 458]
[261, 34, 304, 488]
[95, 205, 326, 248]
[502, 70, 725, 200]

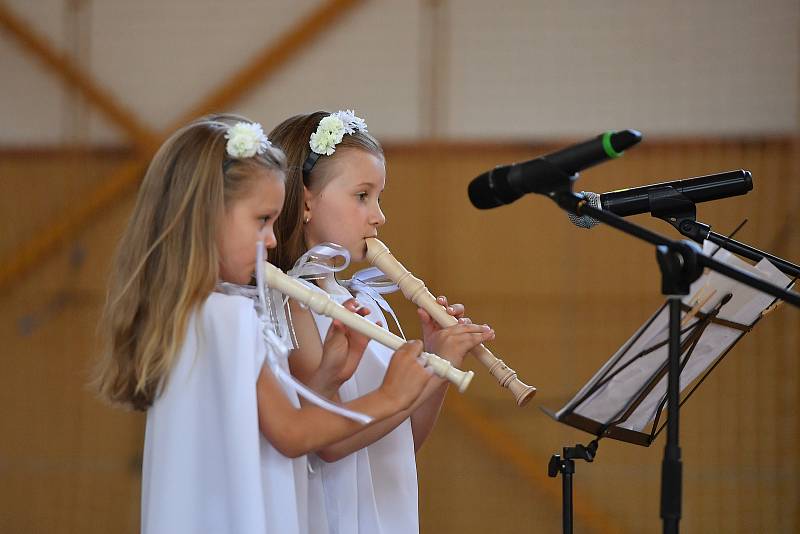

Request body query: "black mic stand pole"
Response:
[701, 230, 800, 278]
[537, 170, 800, 534]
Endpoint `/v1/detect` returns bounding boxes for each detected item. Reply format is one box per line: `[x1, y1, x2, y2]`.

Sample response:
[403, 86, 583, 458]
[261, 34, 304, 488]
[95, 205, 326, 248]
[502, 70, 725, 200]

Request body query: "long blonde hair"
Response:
[268, 111, 384, 272]
[96, 114, 286, 410]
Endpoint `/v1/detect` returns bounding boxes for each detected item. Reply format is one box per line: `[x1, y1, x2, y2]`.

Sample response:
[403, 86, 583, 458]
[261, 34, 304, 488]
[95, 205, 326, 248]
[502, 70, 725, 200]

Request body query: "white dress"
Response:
[310, 276, 419, 534]
[141, 288, 329, 534]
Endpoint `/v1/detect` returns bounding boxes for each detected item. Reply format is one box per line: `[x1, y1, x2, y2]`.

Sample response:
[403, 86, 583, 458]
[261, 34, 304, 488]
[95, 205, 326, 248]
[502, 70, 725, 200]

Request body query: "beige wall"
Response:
[1, 139, 798, 532]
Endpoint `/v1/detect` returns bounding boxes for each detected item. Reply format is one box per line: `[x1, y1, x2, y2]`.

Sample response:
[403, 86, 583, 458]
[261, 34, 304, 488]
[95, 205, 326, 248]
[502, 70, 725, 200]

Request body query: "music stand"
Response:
[544, 240, 794, 533]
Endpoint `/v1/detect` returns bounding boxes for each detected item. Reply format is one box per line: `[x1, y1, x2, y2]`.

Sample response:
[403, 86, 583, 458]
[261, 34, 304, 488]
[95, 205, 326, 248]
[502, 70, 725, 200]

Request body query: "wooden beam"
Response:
[0, 4, 159, 154]
[171, 0, 364, 128]
[0, 159, 147, 291]
[0, 0, 366, 293]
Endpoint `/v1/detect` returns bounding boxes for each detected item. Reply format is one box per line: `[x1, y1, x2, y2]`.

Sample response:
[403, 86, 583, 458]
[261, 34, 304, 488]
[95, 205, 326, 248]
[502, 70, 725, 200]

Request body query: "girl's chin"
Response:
[352, 242, 369, 262]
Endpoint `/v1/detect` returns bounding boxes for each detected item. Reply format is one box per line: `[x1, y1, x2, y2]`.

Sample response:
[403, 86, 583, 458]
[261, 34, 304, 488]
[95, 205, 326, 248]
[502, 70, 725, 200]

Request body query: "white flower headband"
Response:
[303, 110, 368, 179]
[225, 121, 271, 159]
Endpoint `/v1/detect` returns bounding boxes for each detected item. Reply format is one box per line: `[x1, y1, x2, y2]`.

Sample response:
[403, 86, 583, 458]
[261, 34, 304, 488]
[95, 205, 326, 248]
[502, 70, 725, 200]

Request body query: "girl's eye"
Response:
[357, 192, 368, 201]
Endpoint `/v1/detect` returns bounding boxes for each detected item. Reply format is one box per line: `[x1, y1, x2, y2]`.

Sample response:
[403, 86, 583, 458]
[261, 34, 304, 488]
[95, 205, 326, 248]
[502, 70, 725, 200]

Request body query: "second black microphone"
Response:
[600, 170, 753, 217]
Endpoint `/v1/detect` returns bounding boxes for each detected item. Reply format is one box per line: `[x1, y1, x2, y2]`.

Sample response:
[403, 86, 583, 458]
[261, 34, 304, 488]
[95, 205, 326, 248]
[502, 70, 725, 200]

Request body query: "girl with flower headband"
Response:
[269, 110, 495, 534]
[95, 114, 433, 534]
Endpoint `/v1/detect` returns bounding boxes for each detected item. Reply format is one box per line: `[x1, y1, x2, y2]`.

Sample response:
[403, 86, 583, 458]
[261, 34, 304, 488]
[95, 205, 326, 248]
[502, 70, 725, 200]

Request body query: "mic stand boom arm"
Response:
[554, 190, 800, 307]
[642, 186, 800, 279]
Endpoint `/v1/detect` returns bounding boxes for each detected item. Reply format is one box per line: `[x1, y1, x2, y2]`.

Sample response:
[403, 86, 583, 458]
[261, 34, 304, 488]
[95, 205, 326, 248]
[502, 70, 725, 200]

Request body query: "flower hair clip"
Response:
[304, 110, 368, 178]
[225, 122, 271, 159]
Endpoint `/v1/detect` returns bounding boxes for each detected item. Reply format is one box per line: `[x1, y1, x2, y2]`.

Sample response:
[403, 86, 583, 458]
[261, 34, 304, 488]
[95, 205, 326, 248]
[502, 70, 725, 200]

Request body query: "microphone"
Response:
[468, 129, 642, 209]
[567, 170, 754, 228]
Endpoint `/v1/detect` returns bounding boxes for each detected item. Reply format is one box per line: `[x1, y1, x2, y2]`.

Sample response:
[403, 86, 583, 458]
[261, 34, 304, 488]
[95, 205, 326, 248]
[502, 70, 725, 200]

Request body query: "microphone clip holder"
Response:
[647, 187, 712, 243]
[523, 159, 577, 198]
[656, 241, 704, 296]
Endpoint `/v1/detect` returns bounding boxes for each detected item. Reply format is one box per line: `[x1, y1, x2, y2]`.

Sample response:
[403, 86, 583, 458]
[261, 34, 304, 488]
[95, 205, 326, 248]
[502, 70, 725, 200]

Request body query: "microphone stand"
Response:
[548, 439, 599, 534]
[643, 186, 800, 279]
[536, 167, 799, 534]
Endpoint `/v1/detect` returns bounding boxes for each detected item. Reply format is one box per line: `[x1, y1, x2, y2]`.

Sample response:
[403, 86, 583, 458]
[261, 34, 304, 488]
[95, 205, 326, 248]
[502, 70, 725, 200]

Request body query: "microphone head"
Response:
[468, 166, 523, 209]
[608, 129, 643, 155]
[567, 191, 602, 229]
[468, 172, 502, 209]
[741, 169, 753, 192]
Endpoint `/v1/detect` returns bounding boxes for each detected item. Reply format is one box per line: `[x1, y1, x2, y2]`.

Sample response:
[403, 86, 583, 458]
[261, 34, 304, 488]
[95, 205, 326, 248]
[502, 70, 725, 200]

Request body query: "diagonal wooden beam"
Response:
[0, 4, 159, 154]
[0, 159, 147, 291]
[172, 0, 365, 128]
[444, 394, 624, 534]
[0, 0, 366, 294]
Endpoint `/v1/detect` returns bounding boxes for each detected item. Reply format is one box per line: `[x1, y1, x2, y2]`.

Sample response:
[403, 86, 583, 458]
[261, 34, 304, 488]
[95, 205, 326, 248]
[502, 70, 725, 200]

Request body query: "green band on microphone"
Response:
[602, 131, 622, 158]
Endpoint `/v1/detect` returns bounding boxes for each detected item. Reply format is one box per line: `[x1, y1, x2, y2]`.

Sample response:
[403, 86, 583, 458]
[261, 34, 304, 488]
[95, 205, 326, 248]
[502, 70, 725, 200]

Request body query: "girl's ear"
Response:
[303, 185, 313, 223]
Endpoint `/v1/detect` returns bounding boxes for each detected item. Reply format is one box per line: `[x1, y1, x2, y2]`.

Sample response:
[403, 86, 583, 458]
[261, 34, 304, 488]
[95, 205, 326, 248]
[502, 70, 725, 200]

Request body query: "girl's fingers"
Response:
[436, 296, 466, 319]
[442, 323, 492, 335]
[342, 298, 371, 317]
[417, 308, 436, 328]
[437, 296, 455, 315]
[448, 303, 465, 317]
[326, 319, 345, 339]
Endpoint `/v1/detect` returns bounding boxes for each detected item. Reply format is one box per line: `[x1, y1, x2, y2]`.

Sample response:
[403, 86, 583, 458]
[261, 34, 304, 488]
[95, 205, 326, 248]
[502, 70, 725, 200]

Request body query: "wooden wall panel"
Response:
[0, 138, 797, 532]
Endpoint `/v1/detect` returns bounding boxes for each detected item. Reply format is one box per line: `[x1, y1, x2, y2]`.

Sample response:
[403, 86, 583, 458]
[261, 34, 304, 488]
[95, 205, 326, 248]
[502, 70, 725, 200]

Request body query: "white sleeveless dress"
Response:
[141, 288, 330, 534]
[310, 277, 419, 534]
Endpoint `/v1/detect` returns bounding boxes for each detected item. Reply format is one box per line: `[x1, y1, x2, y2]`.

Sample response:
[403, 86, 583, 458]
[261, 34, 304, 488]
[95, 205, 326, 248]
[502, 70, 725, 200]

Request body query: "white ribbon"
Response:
[287, 242, 351, 279]
[289, 243, 405, 339]
[341, 267, 406, 340]
[255, 242, 372, 424]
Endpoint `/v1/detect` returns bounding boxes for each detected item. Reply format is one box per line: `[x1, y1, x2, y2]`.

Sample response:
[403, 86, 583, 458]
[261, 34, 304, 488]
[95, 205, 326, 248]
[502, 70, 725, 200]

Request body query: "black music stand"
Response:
[543, 240, 794, 533]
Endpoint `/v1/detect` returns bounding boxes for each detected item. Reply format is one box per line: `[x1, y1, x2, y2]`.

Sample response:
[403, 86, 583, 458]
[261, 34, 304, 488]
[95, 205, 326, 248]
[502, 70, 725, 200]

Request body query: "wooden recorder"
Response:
[262, 260, 474, 393]
[365, 238, 536, 406]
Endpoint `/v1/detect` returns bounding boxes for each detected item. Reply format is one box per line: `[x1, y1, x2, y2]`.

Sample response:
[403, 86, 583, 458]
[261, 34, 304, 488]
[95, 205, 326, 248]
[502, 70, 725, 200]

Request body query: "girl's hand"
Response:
[419, 295, 465, 342]
[312, 299, 371, 396]
[419, 295, 493, 367]
[379, 341, 433, 410]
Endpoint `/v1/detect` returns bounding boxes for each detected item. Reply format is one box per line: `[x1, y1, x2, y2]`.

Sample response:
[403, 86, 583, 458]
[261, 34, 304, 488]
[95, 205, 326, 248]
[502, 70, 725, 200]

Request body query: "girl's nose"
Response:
[372, 205, 386, 227]
[262, 229, 277, 249]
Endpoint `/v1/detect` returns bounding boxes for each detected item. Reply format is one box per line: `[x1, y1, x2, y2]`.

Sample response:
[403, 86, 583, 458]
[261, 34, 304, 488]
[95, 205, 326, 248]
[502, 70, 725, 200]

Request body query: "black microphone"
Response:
[468, 129, 642, 209]
[567, 170, 754, 229]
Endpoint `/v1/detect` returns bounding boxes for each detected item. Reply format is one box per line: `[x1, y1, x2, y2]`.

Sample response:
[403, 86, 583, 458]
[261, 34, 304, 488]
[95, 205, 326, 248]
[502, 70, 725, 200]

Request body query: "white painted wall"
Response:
[1, 0, 797, 146]
[446, 1, 800, 138]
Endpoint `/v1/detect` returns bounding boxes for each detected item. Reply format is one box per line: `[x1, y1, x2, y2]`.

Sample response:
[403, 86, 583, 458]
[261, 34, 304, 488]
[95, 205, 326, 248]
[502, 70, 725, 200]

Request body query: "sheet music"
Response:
[555, 240, 792, 434]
